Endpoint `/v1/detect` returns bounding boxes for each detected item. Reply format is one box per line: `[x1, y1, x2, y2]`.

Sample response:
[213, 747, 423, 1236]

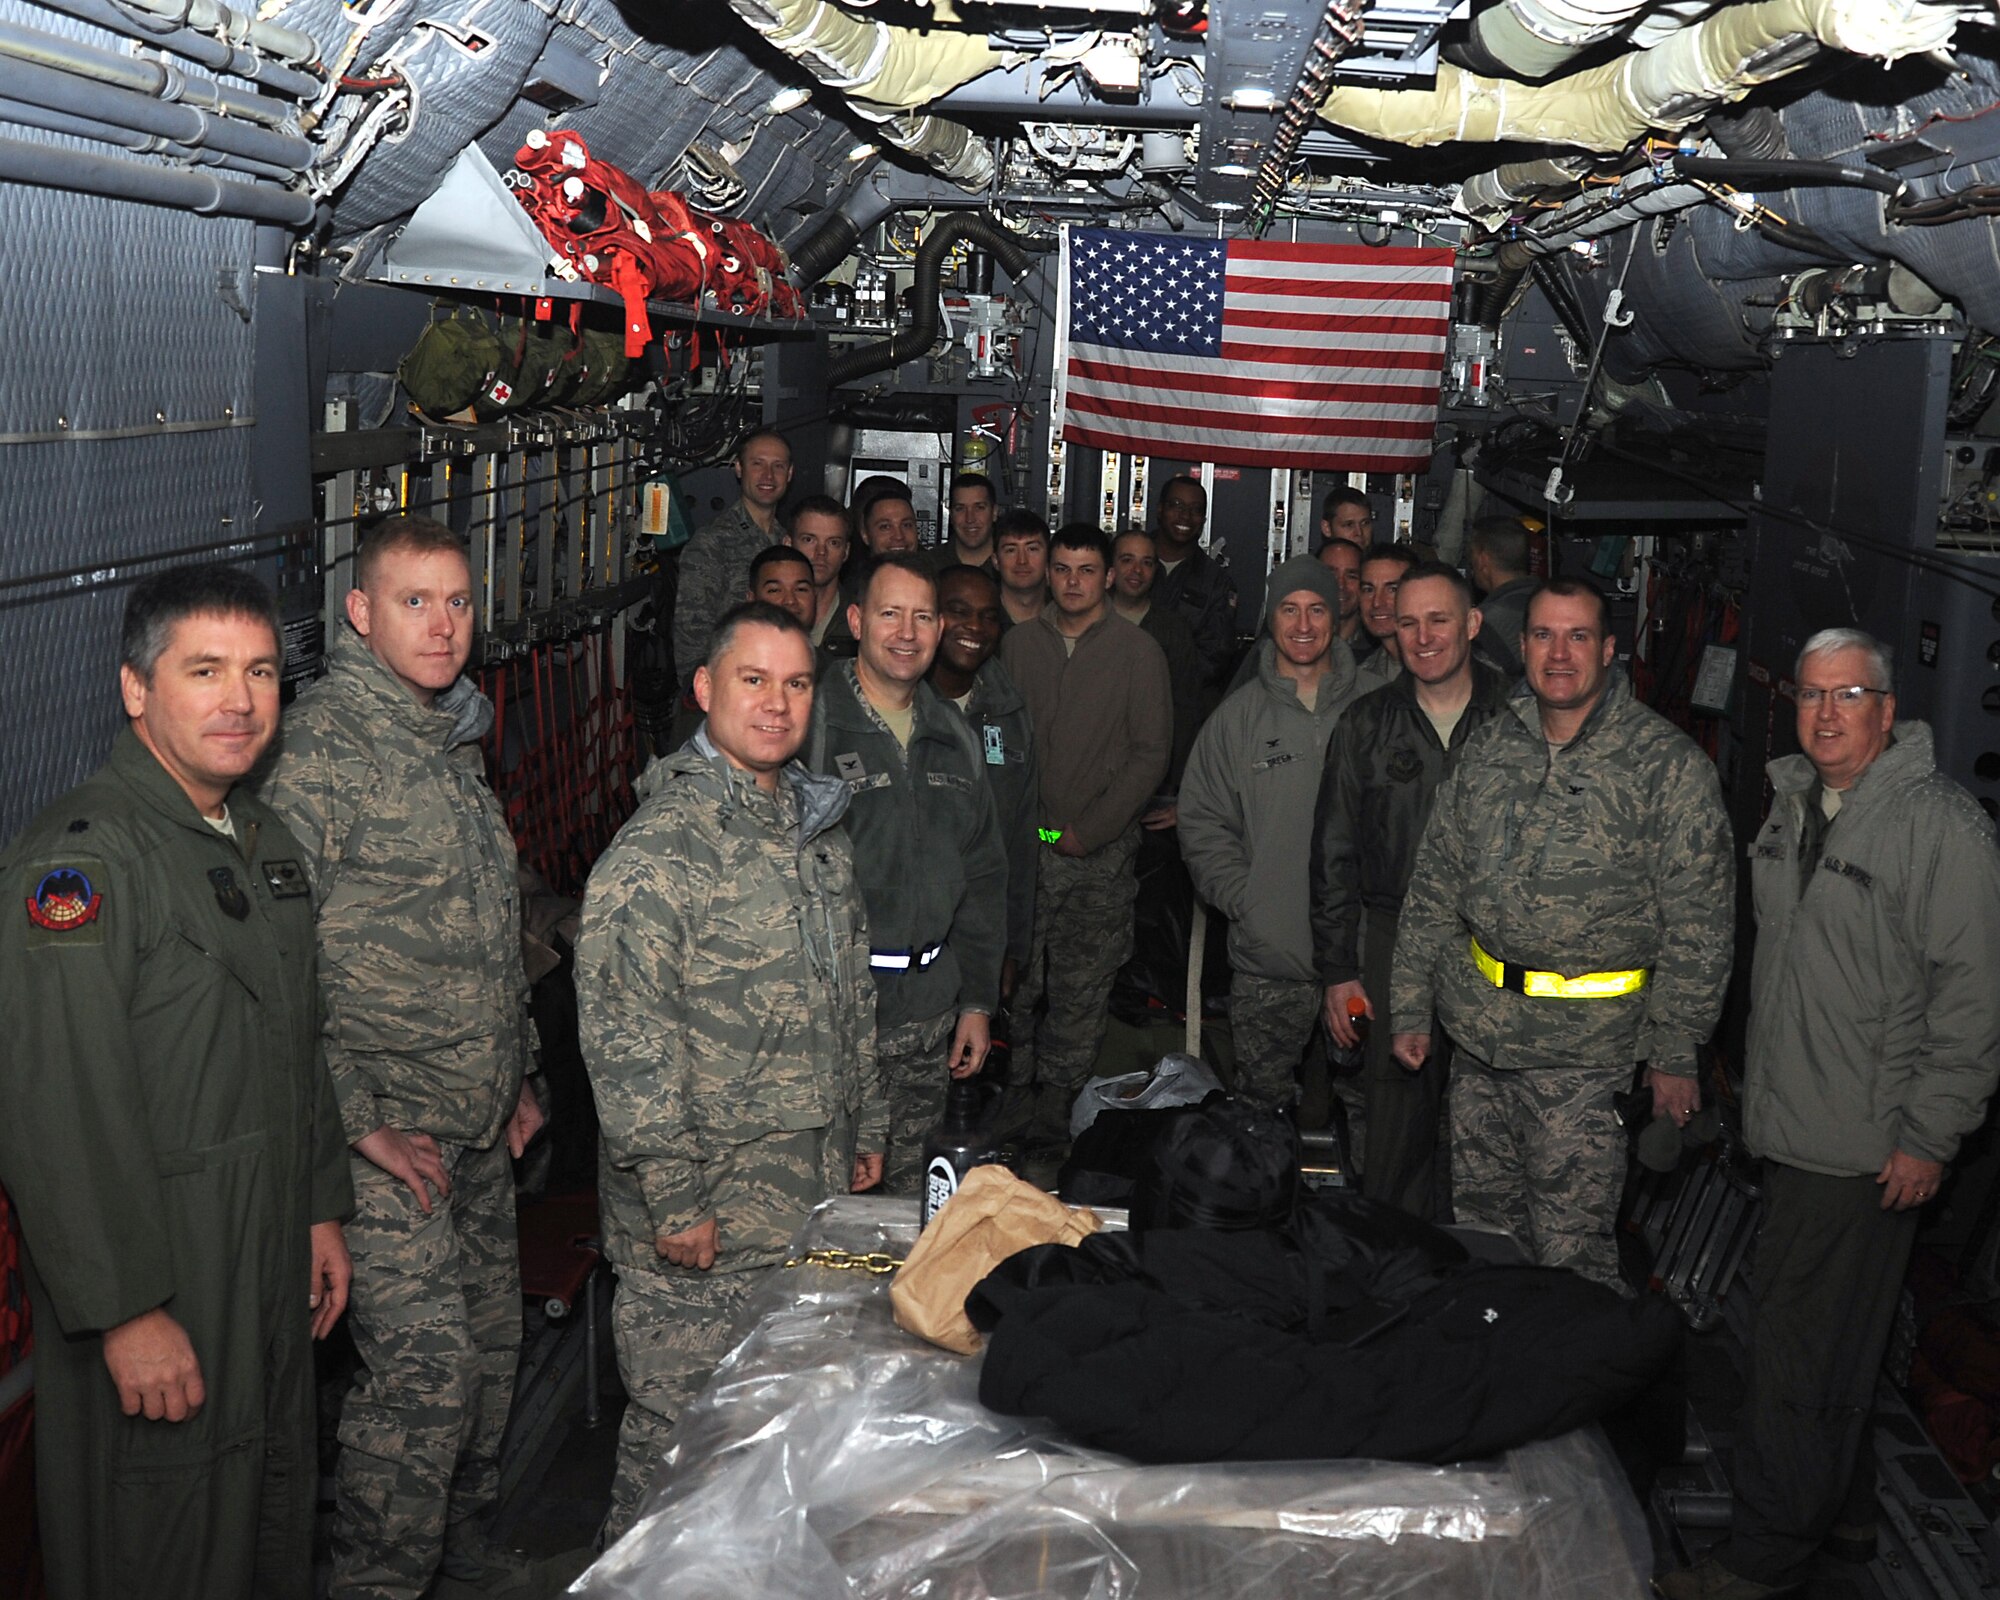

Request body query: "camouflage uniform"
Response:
[1228, 974, 1326, 1106]
[807, 665, 1007, 1193]
[576, 732, 881, 1539]
[874, 1012, 961, 1193]
[1391, 672, 1733, 1287]
[260, 630, 531, 1600]
[1451, 1055, 1625, 1276]
[1011, 831, 1141, 1141]
[672, 501, 782, 685]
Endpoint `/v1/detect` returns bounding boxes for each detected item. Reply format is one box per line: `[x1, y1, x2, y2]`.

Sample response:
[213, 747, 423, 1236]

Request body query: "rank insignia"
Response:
[1387, 750, 1423, 783]
[261, 859, 310, 899]
[834, 752, 866, 781]
[27, 867, 101, 932]
[209, 866, 250, 921]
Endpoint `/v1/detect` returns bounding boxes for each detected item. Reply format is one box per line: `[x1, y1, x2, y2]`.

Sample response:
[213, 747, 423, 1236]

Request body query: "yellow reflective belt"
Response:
[1469, 937, 1649, 1000]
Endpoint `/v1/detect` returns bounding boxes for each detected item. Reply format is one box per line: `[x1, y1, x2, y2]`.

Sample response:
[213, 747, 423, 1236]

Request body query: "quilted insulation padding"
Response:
[0, 174, 259, 838]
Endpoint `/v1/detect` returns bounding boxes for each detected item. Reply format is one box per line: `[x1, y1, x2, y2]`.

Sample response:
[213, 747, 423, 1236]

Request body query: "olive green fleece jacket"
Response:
[999, 607, 1173, 855]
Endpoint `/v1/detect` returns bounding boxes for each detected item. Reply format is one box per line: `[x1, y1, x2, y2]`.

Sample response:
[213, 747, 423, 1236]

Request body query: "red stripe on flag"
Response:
[1068, 355, 1441, 407]
[1066, 391, 1439, 442]
[1223, 274, 1455, 304]
[1224, 239, 1457, 268]
[1072, 340, 1442, 374]
[1061, 418, 1431, 470]
[1223, 308, 1452, 338]
[1213, 341, 1443, 370]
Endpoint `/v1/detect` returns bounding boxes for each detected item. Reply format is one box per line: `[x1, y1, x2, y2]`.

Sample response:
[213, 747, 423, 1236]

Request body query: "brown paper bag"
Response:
[889, 1165, 1103, 1355]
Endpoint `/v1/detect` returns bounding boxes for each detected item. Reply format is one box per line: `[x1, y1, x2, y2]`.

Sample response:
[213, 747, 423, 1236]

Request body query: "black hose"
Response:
[1670, 156, 1902, 198]
[1750, 214, 1861, 266]
[1469, 264, 1527, 329]
[827, 213, 1032, 388]
[788, 210, 861, 289]
[1703, 104, 1791, 162]
[1529, 257, 1593, 351]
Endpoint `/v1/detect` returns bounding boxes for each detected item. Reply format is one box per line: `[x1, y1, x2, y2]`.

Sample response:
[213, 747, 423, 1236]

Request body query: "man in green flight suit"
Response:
[809, 554, 1009, 1192]
[0, 564, 353, 1600]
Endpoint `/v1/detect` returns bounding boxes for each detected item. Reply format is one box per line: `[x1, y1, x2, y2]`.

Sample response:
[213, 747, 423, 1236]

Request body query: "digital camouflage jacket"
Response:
[261, 629, 529, 1148]
[577, 735, 883, 1260]
[1391, 672, 1734, 1075]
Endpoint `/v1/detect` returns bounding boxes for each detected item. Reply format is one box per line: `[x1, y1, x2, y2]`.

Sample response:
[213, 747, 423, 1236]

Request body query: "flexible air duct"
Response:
[1319, 0, 1971, 151]
[1704, 100, 1790, 158]
[788, 187, 898, 287]
[1458, 155, 1597, 213]
[727, 0, 1006, 189]
[861, 111, 995, 190]
[1467, 263, 1529, 327]
[827, 213, 1031, 387]
[1454, 0, 1662, 81]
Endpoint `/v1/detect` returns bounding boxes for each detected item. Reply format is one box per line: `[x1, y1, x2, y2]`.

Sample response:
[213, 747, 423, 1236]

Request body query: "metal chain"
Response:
[1251, 0, 1374, 231]
[781, 1248, 905, 1275]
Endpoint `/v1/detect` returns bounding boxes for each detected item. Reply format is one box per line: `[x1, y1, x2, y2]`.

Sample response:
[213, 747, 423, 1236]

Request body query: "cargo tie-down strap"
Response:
[1469, 936, 1649, 999]
[870, 943, 945, 972]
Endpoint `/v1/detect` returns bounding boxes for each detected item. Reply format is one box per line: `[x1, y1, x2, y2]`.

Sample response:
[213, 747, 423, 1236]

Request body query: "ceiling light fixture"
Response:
[766, 85, 811, 115]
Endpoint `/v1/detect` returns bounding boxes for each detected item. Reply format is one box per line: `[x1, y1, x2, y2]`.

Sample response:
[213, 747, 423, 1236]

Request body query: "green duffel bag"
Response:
[476, 316, 576, 417]
[398, 307, 502, 419]
[569, 327, 631, 407]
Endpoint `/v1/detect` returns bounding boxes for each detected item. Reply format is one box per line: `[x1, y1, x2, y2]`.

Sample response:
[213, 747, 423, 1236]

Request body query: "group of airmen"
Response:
[2, 421, 1999, 1600]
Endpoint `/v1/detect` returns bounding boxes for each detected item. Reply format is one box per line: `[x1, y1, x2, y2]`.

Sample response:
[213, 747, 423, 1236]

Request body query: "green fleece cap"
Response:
[1264, 553, 1345, 630]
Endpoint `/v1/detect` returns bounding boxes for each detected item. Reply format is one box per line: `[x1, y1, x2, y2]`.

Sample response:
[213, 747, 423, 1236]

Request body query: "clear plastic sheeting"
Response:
[572, 1196, 1655, 1600]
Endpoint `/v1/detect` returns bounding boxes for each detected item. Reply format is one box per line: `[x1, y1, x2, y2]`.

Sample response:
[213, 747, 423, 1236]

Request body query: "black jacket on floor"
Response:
[966, 1207, 1682, 1466]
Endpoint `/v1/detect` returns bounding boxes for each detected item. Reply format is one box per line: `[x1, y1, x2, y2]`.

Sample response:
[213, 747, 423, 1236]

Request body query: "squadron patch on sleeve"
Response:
[25, 861, 105, 945]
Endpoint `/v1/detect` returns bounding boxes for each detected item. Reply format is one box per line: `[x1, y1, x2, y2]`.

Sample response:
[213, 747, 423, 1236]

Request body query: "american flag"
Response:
[1056, 227, 1454, 471]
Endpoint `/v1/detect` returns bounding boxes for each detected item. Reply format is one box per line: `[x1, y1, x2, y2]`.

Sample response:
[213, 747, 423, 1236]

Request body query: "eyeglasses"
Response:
[1796, 685, 1888, 708]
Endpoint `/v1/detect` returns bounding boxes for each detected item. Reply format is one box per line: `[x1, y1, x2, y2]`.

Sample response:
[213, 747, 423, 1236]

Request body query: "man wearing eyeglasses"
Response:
[1389, 578, 1734, 1291]
[1661, 629, 2000, 1600]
